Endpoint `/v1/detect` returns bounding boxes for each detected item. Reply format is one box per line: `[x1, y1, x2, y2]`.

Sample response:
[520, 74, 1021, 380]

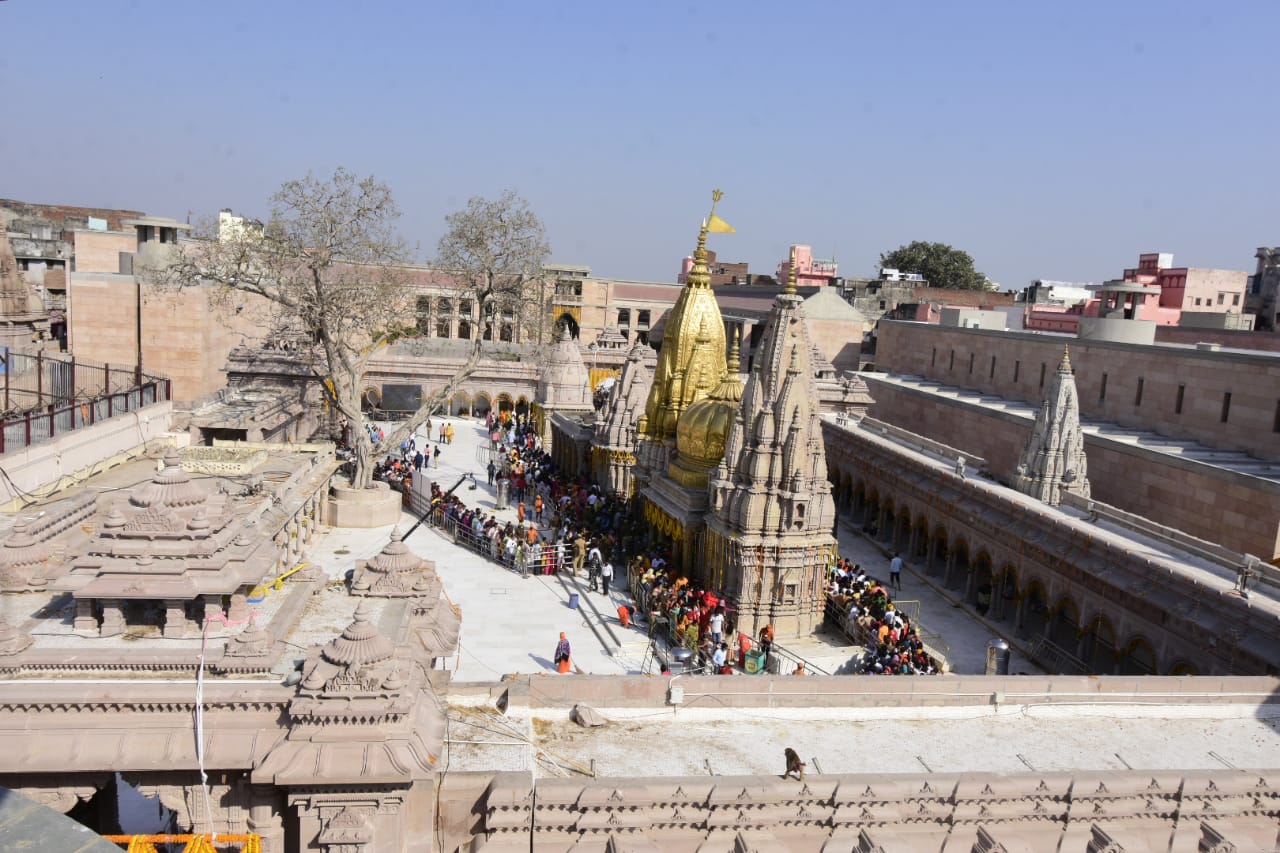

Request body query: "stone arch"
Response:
[892, 506, 912, 551]
[927, 524, 949, 577]
[879, 497, 896, 544]
[945, 538, 970, 592]
[515, 396, 530, 417]
[1167, 660, 1199, 676]
[1049, 595, 1080, 651]
[851, 480, 868, 524]
[863, 488, 881, 536]
[473, 391, 493, 415]
[555, 312, 580, 339]
[496, 393, 514, 416]
[990, 563, 1019, 623]
[1018, 579, 1050, 640]
[911, 515, 930, 562]
[1079, 612, 1118, 674]
[969, 549, 994, 610]
[448, 390, 472, 416]
[1118, 635, 1158, 675]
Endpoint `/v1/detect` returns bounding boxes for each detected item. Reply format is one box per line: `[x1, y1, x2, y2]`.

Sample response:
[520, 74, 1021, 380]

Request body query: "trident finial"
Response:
[1060, 345, 1072, 373]
[785, 245, 798, 296]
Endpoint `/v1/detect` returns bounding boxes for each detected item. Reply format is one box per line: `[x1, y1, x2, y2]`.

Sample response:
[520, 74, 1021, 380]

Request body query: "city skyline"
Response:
[2, 1, 1275, 289]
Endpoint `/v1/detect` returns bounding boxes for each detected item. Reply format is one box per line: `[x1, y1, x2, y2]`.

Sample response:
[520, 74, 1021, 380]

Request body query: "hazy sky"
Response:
[2, 2, 1275, 289]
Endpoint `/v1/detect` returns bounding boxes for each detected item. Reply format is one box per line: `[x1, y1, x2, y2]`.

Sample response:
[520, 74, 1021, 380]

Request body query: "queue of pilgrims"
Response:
[362, 409, 940, 676]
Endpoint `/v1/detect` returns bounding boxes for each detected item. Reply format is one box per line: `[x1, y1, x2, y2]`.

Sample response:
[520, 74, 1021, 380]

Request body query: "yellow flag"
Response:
[707, 214, 735, 234]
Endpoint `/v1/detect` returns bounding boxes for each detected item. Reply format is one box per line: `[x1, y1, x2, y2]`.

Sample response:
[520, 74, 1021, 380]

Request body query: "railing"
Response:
[0, 377, 170, 454]
[104, 834, 261, 852]
[1026, 636, 1089, 675]
[422, 500, 573, 574]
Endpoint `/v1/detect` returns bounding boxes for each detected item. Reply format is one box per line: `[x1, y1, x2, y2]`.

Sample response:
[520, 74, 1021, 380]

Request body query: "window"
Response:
[1217, 293, 1225, 305]
[499, 323, 514, 343]
[1099, 373, 1108, 402]
[968, 353, 975, 374]
[783, 583, 798, 603]
[989, 355, 996, 379]
[1233, 293, 1241, 306]
[437, 297, 452, 315]
[457, 319, 471, 339]
[416, 296, 432, 334]
[1134, 377, 1143, 407]
[1221, 392, 1231, 423]
[617, 308, 631, 326]
[637, 310, 651, 328]
[1195, 298, 1202, 306]
[879, 300, 887, 310]
[435, 318, 450, 338]
[459, 299, 472, 317]
[1039, 363, 1046, 389]
[931, 347, 937, 367]
[1013, 360, 1021, 382]
[1175, 383, 1185, 414]
[949, 350, 955, 370]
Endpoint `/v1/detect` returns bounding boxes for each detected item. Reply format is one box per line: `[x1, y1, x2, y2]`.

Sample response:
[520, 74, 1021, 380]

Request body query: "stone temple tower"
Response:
[1013, 346, 1091, 506]
[590, 338, 655, 497]
[705, 252, 836, 639]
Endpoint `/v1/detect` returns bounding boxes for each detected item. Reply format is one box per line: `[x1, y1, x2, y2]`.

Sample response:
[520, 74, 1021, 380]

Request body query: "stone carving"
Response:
[223, 612, 273, 659]
[349, 527, 436, 598]
[591, 338, 655, 497]
[318, 806, 374, 853]
[1014, 346, 1091, 506]
[0, 611, 32, 656]
[705, 258, 836, 637]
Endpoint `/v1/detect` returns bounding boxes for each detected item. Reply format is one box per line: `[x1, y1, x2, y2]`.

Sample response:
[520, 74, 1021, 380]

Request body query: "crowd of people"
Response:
[355, 407, 943, 678]
[827, 557, 941, 675]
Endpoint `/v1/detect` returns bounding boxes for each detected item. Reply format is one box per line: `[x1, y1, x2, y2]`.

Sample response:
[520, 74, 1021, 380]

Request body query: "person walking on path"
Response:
[534, 494, 544, 524]
[600, 559, 614, 596]
[486, 459, 496, 484]
[433, 445, 441, 468]
[586, 543, 603, 592]
[554, 632, 572, 674]
[572, 533, 587, 576]
[889, 552, 903, 592]
[517, 501, 526, 525]
[413, 450, 424, 472]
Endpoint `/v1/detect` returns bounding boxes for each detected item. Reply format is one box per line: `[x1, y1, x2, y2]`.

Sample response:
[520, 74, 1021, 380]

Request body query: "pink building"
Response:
[1024, 253, 1249, 334]
[776, 244, 838, 287]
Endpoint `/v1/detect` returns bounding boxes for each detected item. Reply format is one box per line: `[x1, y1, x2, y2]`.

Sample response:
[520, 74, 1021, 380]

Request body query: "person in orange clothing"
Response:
[759, 623, 775, 667]
[534, 494, 544, 523]
[517, 500, 526, 524]
[554, 632, 572, 674]
[525, 524, 538, 546]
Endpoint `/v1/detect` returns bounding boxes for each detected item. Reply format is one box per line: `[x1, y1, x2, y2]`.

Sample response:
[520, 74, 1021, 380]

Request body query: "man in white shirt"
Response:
[708, 609, 725, 645]
[712, 643, 728, 673]
[600, 560, 614, 596]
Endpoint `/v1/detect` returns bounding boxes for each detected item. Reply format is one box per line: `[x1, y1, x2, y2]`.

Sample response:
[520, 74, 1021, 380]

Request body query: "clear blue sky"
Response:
[2, 1, 1275, 289]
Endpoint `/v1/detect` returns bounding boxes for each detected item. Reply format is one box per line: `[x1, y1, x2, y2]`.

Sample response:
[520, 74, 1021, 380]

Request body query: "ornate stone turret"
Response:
[669, 330, 744, 490]
[590, 338, 656, 497]
[0, 218, 50, 349]
[350, 526, 438, 597]
[705, 251, 836, 638]
[634, 192, 731, 486]
[1014, 346, 1091, 506]
[534, 322, 595, 452]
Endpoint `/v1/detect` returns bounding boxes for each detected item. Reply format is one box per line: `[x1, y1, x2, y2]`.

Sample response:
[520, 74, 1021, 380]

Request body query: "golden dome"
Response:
[669, 338, 744, 489]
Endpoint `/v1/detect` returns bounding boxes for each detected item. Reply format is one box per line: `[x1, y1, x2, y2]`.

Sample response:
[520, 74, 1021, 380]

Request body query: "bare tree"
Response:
[375, 190, 551, 452]
[151, 167, 411, 489]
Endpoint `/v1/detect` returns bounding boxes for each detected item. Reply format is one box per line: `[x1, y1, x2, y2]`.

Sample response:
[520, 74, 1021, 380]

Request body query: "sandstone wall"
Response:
[876, 321, 1280, 461]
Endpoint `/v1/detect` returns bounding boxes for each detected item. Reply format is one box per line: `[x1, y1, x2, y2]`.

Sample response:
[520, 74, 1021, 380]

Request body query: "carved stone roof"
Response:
[320, 601, 394, 668]
[350, 527, 437, 598]
[130, 450, 209, 510]
[537, 324, 594, 411]
[1014, 346, 1091, 506]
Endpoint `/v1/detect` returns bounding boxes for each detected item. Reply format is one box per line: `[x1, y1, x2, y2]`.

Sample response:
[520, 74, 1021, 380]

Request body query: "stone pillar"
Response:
[100, 600, 125, 637]
[1013, 595, 1027, 633]
[908, 525, 920, 562]
[202, 595, 224, 626]
[163, 599, 188, 639]
[247, 786, 285, 853]
[964, 567, 978, 605]
[228, 590, 249, 624]
[73, 599, 98, 636]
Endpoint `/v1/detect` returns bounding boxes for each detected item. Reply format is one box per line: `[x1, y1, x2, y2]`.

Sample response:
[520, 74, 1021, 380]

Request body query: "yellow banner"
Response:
[707, 214, 735, 234]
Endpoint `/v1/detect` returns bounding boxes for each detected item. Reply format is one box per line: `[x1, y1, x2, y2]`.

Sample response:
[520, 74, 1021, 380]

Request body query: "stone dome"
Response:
[536, 324, 593, 410]
[321, 602, 394, 668]
[130, 449, 208, 510]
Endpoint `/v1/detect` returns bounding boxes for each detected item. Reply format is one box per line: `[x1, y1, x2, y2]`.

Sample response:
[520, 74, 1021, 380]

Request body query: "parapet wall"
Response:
[0, 401, 174, 509]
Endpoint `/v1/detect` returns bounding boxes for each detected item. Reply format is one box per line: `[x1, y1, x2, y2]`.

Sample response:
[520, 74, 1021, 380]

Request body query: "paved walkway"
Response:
[328, 417, 1041, 679]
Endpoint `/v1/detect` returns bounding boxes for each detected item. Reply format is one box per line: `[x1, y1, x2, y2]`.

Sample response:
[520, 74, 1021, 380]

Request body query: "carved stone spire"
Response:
[1013, 346, 1091, 506]
[705, 272, 835, 637]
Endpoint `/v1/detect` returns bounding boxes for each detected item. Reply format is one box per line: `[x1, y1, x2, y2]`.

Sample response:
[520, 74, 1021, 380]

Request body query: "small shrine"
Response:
[350, 526, 438, 598]
[54, 449, 279, 638]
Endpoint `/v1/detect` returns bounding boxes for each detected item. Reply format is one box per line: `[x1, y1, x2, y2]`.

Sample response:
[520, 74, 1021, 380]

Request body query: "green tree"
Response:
[878, 241, 988, 290]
